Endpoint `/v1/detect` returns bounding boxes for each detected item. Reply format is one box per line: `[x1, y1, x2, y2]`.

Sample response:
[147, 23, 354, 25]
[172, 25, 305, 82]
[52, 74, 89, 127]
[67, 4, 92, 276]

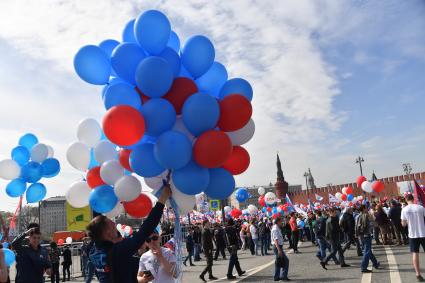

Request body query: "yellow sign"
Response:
[66, 203, 91, 231]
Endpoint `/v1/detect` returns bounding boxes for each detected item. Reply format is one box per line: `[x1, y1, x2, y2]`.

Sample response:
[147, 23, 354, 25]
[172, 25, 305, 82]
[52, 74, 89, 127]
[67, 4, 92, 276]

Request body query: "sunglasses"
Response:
[146, 235, 159, 243]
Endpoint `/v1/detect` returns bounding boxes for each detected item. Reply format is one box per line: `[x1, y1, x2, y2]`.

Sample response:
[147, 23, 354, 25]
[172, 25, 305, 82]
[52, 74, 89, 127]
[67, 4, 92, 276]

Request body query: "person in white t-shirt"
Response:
[250, 220, 259, 256]
[137, 232, 177, 283]
[401, 194, 425, 282]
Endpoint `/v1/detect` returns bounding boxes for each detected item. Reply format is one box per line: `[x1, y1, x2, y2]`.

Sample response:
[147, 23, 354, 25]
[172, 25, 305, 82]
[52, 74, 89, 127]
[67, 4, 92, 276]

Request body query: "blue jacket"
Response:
[90, 202, 164, 283]
[12, 233, 51, 283]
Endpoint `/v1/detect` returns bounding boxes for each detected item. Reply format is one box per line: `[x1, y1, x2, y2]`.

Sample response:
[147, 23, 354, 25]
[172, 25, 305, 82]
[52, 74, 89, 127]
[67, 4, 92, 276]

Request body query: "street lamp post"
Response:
[303, 171, 309, 199]
[403, 163, 413, 193]
[355, 156, 365, 176]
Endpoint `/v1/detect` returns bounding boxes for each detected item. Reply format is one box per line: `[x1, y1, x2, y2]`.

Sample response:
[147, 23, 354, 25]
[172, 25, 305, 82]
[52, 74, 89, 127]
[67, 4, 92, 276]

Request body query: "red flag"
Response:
[414, 180, 425, 206]
[9, 196, 23, 229]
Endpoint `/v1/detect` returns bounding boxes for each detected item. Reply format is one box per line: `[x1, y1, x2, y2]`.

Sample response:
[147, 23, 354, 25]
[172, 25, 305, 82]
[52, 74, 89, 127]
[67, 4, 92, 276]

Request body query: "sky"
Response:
[0, 0, 424, 211]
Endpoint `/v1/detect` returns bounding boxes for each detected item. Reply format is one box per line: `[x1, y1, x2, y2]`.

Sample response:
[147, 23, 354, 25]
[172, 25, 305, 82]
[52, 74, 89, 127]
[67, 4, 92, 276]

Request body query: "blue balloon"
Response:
[3, 249, 15, 267]
[141, 98, 176, 136]
[172, 161, 209, 195]
[134, 10, 171, 55]
[6, 179, 26, 197]
[74, 45, 111, 85]
[204, 168, 235, 200]
[181, 35, 215, 78]
[111, 43, 146, 85]
[159, 47, 181, 77]
[154, 131, 192, 170]
[219, 78, 253, 101]
[347, 194, 354, 201]
[178, 65, 193, 79]
[196, 62, 228, 98]
[26, 183, 46, 203]
[0, 233, 2, 241]
[272, 207, 278, 214]
[99, 39, 120, 57]
[122, 19, 137, 43]
[11, 146, 30, 166]
[88, 148, 99, 169]
[135, 56, 174, 98]
[262, 207, 267, 213]
[167, 31, 180, 53]
[129, 143, 165, 177]
[103, 82, 142, 110]
[267, 211, 273, 217]
[89, 185, 118, 213]
[182, 93, 219, 136]
[41, 158, 60, 178]
[18, 133, 38, 151]
[120, 135, 157, 150]
[21, 161, 43, 183]
[2, 242, 9, 249]
[102, 77, 125, 99]
[235, 188, 249, 202]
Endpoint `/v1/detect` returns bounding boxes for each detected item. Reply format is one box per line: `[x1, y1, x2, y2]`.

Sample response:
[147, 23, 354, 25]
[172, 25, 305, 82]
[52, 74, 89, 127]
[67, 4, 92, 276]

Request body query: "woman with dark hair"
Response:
[375, 205, 393, 245]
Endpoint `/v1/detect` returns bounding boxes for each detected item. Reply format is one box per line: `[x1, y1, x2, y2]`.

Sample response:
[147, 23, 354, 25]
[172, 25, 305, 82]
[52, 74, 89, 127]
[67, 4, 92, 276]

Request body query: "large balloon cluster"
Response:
[66, 118, 152, 218]
[72, 10, 255, 212]
[0, 133, 60, 203]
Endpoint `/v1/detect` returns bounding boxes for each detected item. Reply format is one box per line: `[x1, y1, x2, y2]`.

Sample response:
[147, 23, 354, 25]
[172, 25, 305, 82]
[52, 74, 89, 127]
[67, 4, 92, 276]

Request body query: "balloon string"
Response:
[170, 197, 183, 281]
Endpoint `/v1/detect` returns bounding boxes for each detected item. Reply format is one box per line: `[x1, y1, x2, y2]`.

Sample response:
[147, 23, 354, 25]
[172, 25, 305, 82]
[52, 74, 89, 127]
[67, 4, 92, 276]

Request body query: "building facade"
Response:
[40, 196, 67, 237]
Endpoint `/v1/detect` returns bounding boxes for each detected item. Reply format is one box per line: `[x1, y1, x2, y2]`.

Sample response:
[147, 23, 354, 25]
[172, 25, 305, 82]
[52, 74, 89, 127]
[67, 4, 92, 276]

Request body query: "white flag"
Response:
[329, 193, 339, 203]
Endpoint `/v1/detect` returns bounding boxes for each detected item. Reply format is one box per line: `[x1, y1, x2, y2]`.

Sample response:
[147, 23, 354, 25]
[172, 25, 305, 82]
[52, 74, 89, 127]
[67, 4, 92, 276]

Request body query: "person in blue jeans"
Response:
[356, 205, 380, 273]
[271, 217, 290, 281]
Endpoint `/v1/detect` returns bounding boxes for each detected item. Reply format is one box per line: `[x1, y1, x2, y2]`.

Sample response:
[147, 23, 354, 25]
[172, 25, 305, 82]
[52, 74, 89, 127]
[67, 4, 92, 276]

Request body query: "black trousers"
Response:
[51, 262, 60, 283]
[214, 243, 226, 259]
[342, 233, 362, 256]
[324, 241, 345, 266]
[291, 230, 299, 251]
[201, 249, 214, 278]
[227, 249, 243, 277]
[62, 263, 71, 281]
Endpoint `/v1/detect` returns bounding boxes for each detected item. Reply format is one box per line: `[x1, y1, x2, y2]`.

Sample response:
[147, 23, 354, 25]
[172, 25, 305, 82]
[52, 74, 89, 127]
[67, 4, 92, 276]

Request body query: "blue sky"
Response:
[0, 0, 424, 211]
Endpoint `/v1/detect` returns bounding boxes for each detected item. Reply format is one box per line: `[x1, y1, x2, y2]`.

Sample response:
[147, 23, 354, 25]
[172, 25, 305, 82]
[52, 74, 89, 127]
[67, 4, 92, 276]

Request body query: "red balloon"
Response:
[258, 195, 266, 207]
[58, 239, 64, 246]
[357, 176, 367, 188]
[86, 166, 105, 189]
[341, 194, 347, 201]
[218, 94, 252, 132]
[119, 149, 132, 172]
[193, 130, 233, 168]
[346, 186, 353, 195]
[372, 181, 385, 193]
[123, 193, 153, 218]
[267, 207, 272, 212]
[163, 77, 198, 114]
[230, 208, 242, 218]
[222, 146, 250, 175]
[135, 87, 151, 104]
[103, 105, 145, 146]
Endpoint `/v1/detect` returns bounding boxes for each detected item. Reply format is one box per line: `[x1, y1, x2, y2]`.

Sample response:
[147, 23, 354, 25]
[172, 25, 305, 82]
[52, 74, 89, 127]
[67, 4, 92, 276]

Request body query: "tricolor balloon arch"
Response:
[0, 133, 60, 203]
[67, 9, 255, 220]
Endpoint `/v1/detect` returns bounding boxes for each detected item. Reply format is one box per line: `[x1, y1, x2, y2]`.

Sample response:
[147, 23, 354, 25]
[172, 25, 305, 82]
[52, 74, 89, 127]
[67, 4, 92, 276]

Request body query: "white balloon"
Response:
[170, 182, 195, 215]
[100, 160, 124, 185]
[31, 143, 48, 163]
[264, 192, 277, 206]
[116, 224, 122, 231]
[224, 206, 231, 213]
[77, 118, 102, 148]
[361, 181, 373, 193]
[226, 119, 255, 145]
[342, 187, 348, 195]
[0, 159, 20, 180]
[46, 145, 54, 158]
[248, 204, 258, 215]
[65, 237, 73, 244]
[144, 172, 168, 191]
[124, 225, 131, 234]
[172, 117, 195, 142]
[105, 202, 124, 219]
[335, 192, 342, 200]
[94, 141, 117, 164]
[115, 175, 142, 201]
[258, 187, 265, 195]
[67, 142, 91, 171]
[66, 181, 91, 208]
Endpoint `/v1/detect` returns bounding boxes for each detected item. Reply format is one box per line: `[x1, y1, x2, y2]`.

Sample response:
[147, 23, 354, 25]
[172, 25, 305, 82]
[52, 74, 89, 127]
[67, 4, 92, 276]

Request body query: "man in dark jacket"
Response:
[213, 224, 227, 260]
[183, 228, 195, 266]
[193, 225, 202, 261]
[12, 226, 51, 283]
[389, 200, 408, 245]
[320, 208, 350, 269]
[341, 208, 363, 256]
[62, 245, 72, 281]
[315, 210, 333, 261]
[225, 219, 245, 280]
[258, 219, 269, 256]
[200, 220, 217, 282]
[87, 186, 171, 283]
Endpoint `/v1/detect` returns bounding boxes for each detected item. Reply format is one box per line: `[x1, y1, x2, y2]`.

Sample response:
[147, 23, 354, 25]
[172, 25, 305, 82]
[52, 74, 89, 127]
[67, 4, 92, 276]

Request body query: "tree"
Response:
[17, 205, 39, 232]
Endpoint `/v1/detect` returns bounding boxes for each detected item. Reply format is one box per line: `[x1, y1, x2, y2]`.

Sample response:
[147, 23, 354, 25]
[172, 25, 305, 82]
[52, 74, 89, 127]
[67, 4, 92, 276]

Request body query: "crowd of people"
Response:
[1, 189, 425, 282]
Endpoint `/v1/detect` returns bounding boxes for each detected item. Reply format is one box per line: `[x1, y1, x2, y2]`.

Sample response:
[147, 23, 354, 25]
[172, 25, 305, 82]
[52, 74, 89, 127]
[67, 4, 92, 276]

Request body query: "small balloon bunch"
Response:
[0, 133, 60, 203]
[66, 118, 152, 218]
[357, 175, 385, 194]
[72, 9, 255, 213]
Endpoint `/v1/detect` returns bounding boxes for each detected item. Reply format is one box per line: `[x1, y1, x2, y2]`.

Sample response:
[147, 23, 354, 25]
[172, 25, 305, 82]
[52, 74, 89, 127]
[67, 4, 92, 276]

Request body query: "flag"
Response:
[308, 198, 315, 211]
[414, 180, 425, 207]
[315, 194, 323, 201]
[294, 205, 308, 217]
[329, 194, 339, 203]
[285, 195, 293, 206]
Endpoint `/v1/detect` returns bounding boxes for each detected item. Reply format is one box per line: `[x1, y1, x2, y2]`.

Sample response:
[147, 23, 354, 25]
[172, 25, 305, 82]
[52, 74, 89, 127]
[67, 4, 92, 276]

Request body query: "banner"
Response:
[315, 194, 323, 201]
[66, 203, 91, 231]
[328, 194, 339, 203]
[209, 200, 221, 211]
